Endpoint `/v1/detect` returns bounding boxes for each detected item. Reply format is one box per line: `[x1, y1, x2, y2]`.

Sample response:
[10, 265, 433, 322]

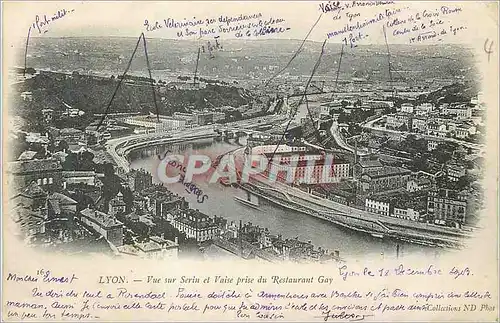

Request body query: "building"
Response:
[470, 110, 485, 126]
[310, 105, 330, 118]
[365, 198, 390, 216]
[10, 181, 48, 211]
[7, 158, 63, 192]
[427, 122, 448, 137]
[290, 159, 350, 184]
[365, 193, 424, 221]
[415, 103, 434, 116]
[127, 169, 153, 192]
[80, 208, 124, 247]
[42, 109, 54, 122]
[400, 103, 414, 114]
[252, 145, 350, 184]
[386, 113, 411, 130]
[171, 209, 218, 242]
[411, 117, 427, 133]
[140, 186, 187, 219]
[427, 140, 439, 151]
[213, 112, 226, 123]
[47, 192, 78, 218]
[263, 152, 351, 184]
[326, 188, 355, 206]
[392, 206, 421, 221]
[57, 128, 84, 144]
[10, 182, 49, 238]
[406, 177, 432, 192]
[470, 93, 483, 105]
[119, 236, 179, 260]
[359, 166, 411, 193]
[173, 112, 195, 123]
[165, 82, 205, 90]
[62, 170, 97, 187]
[109, 192, 127, 216]
[454, 123, 477, 139]
[251, 144, 307, 155]
[443, 104, 472, 120]
[121, 115, 186, 132]
[427, 189, 467, 227]
[445, 162, 466, 182]
[25, 132, 50, 146]
[21, 91, 33, 101]
[354, 157, 383, 177]
[193, 112, 214, 126]
[17, 151, 38, 161]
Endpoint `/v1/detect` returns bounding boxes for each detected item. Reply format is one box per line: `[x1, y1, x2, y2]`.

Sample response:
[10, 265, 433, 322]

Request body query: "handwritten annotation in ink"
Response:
[4, 267, 496, 321]
[30, 9, 75, 34]
[322, 2, 466, 46]
[157, 150, 209, 203]
[144, 13, 290, 39]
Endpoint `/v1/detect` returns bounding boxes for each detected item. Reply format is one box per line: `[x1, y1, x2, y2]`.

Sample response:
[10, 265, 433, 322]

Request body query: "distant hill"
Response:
[20, 37, 478, 83]
[417, 81, 478, 106]
[11, 71, 253, 122]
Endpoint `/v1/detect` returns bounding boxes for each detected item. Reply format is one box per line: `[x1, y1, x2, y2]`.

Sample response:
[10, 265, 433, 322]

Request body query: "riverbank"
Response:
[239, 180, 466, 249]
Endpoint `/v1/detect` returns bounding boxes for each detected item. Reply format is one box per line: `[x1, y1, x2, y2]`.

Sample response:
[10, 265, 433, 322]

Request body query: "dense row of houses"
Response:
[386, 101, 482, 140]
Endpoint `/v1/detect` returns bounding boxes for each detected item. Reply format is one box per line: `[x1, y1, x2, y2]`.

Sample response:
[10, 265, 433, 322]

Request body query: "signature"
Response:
[158, 150, 209, 203]
[321, 311, 374, 321]
[179, 174, 209, 203]
[30, 9, 75, 34]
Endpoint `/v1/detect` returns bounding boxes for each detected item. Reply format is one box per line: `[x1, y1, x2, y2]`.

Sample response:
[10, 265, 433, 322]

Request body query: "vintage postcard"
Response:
[2, 1, 499, 322]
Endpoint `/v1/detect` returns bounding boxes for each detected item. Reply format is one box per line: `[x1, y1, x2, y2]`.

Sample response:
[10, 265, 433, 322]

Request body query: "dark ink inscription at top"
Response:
[31, 9, 76, 34]
[319, 1, 341, 13]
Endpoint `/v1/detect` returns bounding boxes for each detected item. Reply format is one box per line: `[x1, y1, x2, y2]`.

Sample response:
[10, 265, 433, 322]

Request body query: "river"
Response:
[128, 138, 443, 262]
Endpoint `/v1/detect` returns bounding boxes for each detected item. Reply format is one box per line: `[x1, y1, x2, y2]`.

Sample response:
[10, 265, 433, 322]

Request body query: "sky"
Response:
[2, 1, 497, 42]
[1, 0, 498, 72]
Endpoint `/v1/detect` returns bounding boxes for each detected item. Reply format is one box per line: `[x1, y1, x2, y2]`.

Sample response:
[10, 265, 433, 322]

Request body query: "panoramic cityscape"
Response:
[6, 31, 485, 264]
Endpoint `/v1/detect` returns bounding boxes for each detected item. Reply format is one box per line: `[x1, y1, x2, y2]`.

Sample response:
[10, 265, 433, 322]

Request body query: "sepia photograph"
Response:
[2, 1, 498, 322]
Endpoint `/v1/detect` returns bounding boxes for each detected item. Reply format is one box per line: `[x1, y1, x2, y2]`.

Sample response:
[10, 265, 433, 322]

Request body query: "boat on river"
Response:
[234, 194, 260, 210]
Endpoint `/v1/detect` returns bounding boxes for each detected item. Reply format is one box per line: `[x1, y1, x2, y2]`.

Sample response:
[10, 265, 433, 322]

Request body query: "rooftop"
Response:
[357, 158, 383, 168]
[150, 236, 178, 247]
[17, 151, 38, 161]
[80, 208, 123, 228]
[7, 158, 62, 174]
[16, 181, 47, 199]
[362, 166, 411, 179]
[135, 241, 162, 252]
[117, 244, 141, 256]
[60, 128, 83, 135]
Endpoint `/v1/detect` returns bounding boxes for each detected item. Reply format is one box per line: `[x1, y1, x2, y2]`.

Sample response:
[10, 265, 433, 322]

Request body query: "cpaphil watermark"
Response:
[157, 150, 345, 187]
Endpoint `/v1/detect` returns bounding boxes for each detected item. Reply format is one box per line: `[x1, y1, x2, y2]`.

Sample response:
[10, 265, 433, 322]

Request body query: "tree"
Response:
[101, 163, 115, 177]
[434, 150, 452, 165]
[62, 153, 78, 171]
[123, 230, 134, 245]
[337, 111, 349, 123]
[79, 151, 96, 170]
[456, 174, 474, 190]
[409, 156, 429, 172]
[87, 133, 98, 146]
[122, 187, 134, 213]
[57, 140, 69, 152]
